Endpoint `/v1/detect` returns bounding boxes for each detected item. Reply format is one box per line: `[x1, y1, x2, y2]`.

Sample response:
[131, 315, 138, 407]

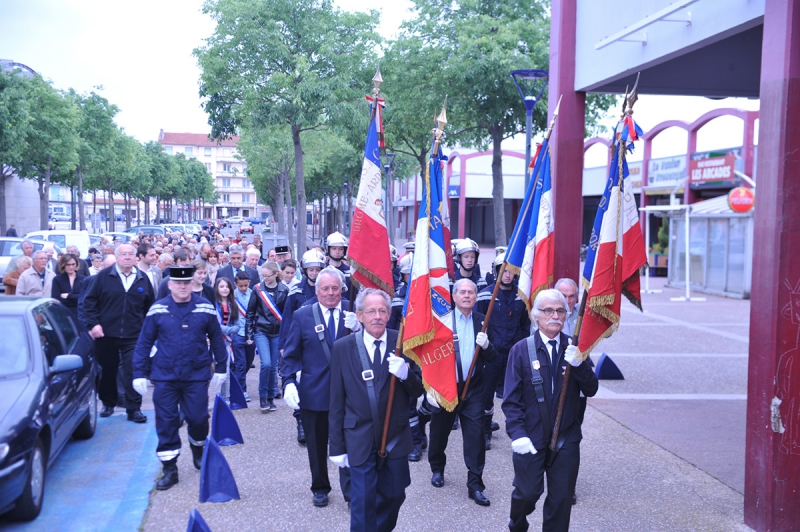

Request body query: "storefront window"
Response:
[690, 219, 707, 287]
[671, 218, 685, 284]
[706, 219, 727, 291]
[728, 218, 747, 294]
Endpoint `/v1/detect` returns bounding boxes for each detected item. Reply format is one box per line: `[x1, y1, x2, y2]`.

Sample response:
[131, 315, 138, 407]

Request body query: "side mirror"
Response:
[50, 354, 84, 374]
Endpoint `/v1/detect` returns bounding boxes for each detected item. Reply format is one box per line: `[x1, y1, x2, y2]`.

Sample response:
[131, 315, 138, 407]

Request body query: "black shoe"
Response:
[420, 435, 428, 450]
[191, 444, 204, 470]
[469, 490, 491, 506]
[431, 472, 444, 488]
[491, 421, 500, 432]
[156, 461, 179, 491]
[451, 418, 460, 431]
[408, 448, 422, 462]
[297, 419, 307, 444]
[260, 397, 269, 412]
[127, 410, 147, 423]
[274, 391, 282, 399]
[312, 493, 328, 507]
[99, 405, 114, 418]
[268, 400, 277, 412]
[572, 493, 577, 505]
[484, 435, 492, 450]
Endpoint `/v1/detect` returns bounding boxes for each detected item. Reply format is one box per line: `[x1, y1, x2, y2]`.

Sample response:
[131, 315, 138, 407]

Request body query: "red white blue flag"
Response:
[403, 147, 458, 411]
[578, 117, 647, 358]
[505, 140, 554, 311]
[348, 99, 394, 295]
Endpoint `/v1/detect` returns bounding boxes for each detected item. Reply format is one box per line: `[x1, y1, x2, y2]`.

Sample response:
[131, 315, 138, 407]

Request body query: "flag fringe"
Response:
[622, 279, 643, 311]
[577, 321, 619, 361]
[349, 258, 394, 296]
[403, 349, 459, 412]
[402, 327, 435, 353]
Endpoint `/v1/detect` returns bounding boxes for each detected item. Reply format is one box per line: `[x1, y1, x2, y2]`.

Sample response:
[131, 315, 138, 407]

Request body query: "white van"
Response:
[24, 230, 92, 258]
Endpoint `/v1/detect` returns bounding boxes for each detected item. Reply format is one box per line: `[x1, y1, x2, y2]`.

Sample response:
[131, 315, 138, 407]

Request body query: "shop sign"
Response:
[448, 185, 460, 198]
[689, 149, 740, 189]
[648, 156, 685, 188]
[728, 186, 755, 213]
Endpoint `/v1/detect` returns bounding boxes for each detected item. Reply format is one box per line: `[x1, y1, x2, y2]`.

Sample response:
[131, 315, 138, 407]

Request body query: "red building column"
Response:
[745, 1, 800, 530]
[550, 0, 586, 284]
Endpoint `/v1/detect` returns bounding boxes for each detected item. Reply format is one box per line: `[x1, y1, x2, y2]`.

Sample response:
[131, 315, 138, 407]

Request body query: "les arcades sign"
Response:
[689, 148, 743, 190]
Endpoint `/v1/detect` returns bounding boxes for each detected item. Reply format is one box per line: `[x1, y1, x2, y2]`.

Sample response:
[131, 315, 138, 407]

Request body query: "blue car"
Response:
[0, 297, 99, 521]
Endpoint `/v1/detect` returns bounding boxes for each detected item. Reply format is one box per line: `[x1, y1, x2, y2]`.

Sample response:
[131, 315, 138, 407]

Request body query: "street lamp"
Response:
[510, 69, 548, 190]
[383, 153, 397, 244]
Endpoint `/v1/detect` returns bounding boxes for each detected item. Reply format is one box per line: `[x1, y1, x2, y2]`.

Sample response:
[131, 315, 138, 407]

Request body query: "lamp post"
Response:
[383, 152, 397, 245]
[510, 69, 548, 191]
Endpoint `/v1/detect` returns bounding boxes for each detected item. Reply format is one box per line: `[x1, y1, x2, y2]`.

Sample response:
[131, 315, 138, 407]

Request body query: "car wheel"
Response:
[73, 382, 97, 440]
[10, 439, 46, 521]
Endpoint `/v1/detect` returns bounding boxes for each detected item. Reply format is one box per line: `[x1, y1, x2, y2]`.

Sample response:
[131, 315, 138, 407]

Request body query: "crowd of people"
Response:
[1, 227, 597, 532]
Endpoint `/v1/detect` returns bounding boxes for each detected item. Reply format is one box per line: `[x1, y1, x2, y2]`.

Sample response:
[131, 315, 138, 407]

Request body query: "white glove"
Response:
[210, 372, 227, 390]
[133, 378, 148, 396]
[329, 454, 349, 468]
[386, 354, 409, 380]
[426, 390, 440, 408]
[564, 343, 581, 367]
[284, 382, 301, 410]
[344, 311, 361, 332]
[511, 437, 537, 455]
[475, 332, 489, 349]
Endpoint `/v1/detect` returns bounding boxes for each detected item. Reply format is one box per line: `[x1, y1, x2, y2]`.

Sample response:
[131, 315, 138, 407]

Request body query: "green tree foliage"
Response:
[195, 0, 380, 249]
[0, 70, 31, 233]
[17, 76, 80, 230]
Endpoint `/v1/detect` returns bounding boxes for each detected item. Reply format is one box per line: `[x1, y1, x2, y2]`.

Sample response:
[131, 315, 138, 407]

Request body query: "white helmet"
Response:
[389, 245, 399, 264]
[301, 249, 326, 270]
[326, 232, 348, 258]
[455, 238, 480, 258]
[493, 251, 506, 274]
[398, 253, 413, 275]
[495, 246, 507, 256]
[403, 241, 415, 252]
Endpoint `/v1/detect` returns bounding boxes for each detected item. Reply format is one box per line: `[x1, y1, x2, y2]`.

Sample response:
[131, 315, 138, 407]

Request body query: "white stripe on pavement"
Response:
[594, 386, 746, 400]
[621, 307, 749, 342]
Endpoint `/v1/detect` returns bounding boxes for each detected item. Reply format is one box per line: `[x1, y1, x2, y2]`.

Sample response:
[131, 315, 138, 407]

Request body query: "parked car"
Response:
[100, 232, 134, 244]
[240, 221, 254, 233]
[23, 230, 91, 259]
[124, 225, 166, 236]
[245, 217, 264, 224]
[49, 214, 70, 222]
[161, 224, 187, 235]
[184, 224, 202, 237]
[0, 297, 99, 521]
[196, 219, 217, 231]
[226, 216, 244, 226]
[0, 239, 65, 285]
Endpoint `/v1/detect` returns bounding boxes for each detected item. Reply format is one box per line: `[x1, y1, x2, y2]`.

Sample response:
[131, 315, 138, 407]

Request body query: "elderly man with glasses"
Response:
[502, 288, 598, 532]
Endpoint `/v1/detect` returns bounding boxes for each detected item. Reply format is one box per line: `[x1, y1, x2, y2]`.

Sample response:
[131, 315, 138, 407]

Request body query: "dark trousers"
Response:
[508, 441, 580, 532]
[482, 352, 508, 431]
[409, 397, 425, 449]
[232, 335, 256, 392]
[428, 390, 486, 492]
[95, 336, 141, 411]
[349, 451, 410, 532]
[152, 380, 209, 462]
[300, 409, 350, 498]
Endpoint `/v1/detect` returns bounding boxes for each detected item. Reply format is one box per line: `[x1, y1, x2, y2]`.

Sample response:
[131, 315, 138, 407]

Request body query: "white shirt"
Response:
[455, 310, 475, 381]
[563, 305, 579, 337]
[139, 262, 157, 288]
[116, 265, 138, 292]
[321, 302, 343, 338]
[539, 331, 560, 392]
[363, 329, 388, 364]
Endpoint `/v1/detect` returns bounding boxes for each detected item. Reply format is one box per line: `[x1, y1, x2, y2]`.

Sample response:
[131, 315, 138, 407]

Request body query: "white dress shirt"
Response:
[362, 329, 388, 364]
[116, 265, 138, 292]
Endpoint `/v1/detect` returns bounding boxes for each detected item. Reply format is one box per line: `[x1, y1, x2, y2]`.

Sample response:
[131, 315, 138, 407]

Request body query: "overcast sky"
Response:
[1, 0, 759, 168]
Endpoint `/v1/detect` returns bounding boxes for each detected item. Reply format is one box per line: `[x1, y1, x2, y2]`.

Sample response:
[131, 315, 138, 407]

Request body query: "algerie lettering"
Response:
[419, 341, 455, 365]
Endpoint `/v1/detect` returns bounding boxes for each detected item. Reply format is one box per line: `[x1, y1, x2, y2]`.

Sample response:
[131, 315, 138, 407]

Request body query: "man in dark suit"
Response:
[217, 243, 260, 288]
[329, 288, 424, 531]
[502, 289, 598, 532]
[427, 278, 498, 507]
[281, 266, 361, 508]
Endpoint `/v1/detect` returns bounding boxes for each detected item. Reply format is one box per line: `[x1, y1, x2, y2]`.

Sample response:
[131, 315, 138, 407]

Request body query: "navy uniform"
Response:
[281, 296, 354, 507]
[502, 330, 598, 531]
[132, 266, 228, 491]
[326, 232, 353, 295]
[476, 259, 530, 449]
[454, 239, 487, 292]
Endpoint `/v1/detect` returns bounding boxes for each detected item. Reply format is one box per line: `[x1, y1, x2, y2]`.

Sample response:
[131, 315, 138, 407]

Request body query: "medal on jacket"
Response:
[532, 360, 540, 371]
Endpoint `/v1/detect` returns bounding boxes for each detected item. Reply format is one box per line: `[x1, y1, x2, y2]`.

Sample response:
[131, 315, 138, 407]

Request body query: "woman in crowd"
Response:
[190, 259, 217, 302]
[206, 249, 220, 285]
[88, 254, 103, 275]
[214, 276, 241, 403]
[2, 256, 32, 295]
[51, 253, 86, 319]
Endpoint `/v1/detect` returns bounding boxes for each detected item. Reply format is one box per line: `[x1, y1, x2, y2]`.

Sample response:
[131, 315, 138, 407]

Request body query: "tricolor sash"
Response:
[256, 284, 283, 322]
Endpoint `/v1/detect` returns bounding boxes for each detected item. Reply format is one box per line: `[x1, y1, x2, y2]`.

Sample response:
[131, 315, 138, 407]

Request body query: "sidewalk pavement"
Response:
[137, 275, 751, 531]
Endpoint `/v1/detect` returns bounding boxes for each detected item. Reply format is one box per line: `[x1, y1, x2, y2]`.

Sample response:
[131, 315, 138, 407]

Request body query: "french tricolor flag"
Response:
[403, 147, 458, 411]
[505, 140, 554, 311]
[348, 99, 394, 295]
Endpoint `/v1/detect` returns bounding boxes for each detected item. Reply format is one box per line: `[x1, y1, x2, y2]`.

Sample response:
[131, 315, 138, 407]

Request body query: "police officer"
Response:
[502, 289, 598, 531]
[279, 249, 327, 443]
[484, 246, 507, 286]
[476, 252, 530, 450]
[454, 239, 487, 291]
[325, 231, 352, 294]
[132, 266, 228, 491]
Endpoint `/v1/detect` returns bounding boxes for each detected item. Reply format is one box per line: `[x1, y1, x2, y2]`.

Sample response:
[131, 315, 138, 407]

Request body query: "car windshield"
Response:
[0, 317, 29, 376]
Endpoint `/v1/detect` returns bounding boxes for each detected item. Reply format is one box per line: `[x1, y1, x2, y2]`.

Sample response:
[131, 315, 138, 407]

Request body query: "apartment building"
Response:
[158, 130, 256, 219]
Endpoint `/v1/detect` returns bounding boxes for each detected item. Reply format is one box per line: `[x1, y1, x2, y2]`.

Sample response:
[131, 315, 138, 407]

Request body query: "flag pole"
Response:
[380, 97, 448, 460]
[548, 77, 640, 462]
[460, 97, 562, 401]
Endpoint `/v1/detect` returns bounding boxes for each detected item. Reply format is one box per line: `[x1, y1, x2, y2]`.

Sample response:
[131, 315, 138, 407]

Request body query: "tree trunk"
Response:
[275, 171, 286, 237]
[108, 186, 115, 232]
[0, 168, 10, 234]
[92, 191, 96, 232]
[144, 195, 150, 223]
[70, 185, 76, 230]
[283, 169, 294, 253]
[291, 125, 307, 253]
[337, 190, 344, 233]
[77, 167, 86, 231]
[490, 126, 507, 246]
[155, 195, 161, 224]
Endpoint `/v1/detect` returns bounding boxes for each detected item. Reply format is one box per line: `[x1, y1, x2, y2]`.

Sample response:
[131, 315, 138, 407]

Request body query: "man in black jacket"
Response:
[329, 288, 424, 531]
[217, 244, 260, 288]
[427, 278, 497, 507]
[80, 243, 155, 423]
[502, 289, 598, 532]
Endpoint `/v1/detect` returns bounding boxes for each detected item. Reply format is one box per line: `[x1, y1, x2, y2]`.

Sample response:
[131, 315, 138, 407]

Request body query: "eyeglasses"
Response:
[538, 307, 567, 317]
[362, 309, 390, 317]
[318, 286, 341, 294]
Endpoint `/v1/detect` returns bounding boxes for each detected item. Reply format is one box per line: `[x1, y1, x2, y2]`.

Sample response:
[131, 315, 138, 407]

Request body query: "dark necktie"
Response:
[327, 309, 336, 343]
[549, 340, 558, 393]
[372, 339, 383, 381]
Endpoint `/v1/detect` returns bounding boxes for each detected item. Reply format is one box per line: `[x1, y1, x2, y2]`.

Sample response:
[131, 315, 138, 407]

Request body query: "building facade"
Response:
[158, 131, 255, 219]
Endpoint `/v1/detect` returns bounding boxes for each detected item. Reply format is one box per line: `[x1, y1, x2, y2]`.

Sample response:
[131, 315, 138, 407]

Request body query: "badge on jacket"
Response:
[532, 360, 540, 370]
